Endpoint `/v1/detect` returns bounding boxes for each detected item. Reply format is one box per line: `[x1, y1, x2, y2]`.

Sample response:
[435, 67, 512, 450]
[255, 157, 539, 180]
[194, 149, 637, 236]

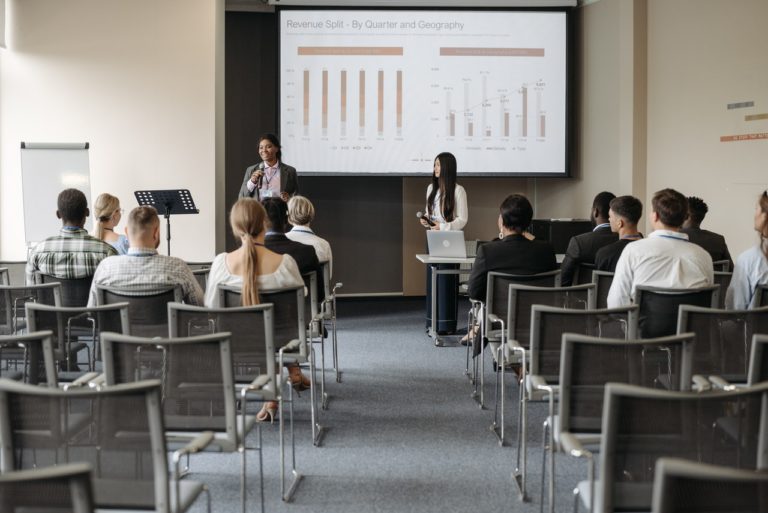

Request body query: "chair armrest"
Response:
[708, 375, 736, 391]
[64, 372, 101, 389]
[560, 432, 592, 459]
[281, 339, 302, 352]
[692, 374, 711, 392]
[529, 375, 550, 392]
[240, 375, 271, 399]
[487, 313, 501, 325]
[83, 373, 106, 389]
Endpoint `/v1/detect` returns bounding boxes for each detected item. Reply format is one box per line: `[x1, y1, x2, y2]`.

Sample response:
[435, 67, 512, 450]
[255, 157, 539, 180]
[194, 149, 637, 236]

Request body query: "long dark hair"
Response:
[259, 133, 282, 161]
[427, 152, 458, 222]
[759, 191, 768, 260]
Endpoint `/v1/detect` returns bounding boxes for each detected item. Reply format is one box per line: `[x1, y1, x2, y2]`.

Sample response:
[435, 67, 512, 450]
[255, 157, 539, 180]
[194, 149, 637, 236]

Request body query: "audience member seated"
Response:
[262, 197, 320, 277]
[286, 195, 333, 276]
[607, 188, 714, 307]
[205, 198, 308, 422]
[595, 195, 644, 272]
[87, 206, 204, 306]
[92, 193, 129, 255]
[26, 188, 117, 284]
[681, 195, 732, 267]
[725, 191, 768, 309]
[559, 191, 618, 286]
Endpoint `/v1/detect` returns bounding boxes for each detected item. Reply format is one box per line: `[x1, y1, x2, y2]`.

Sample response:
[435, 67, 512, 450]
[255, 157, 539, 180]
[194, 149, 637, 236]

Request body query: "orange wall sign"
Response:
[720, 132, 768, 142]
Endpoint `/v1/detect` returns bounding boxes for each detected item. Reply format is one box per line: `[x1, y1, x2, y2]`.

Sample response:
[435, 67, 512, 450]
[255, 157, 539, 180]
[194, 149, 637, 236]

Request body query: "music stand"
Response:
[134, 189, 199, 256]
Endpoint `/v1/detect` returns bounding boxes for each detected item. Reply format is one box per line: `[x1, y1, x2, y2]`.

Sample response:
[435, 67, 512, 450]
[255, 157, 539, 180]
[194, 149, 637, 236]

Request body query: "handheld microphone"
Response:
[416, 211, 436, 227]
[256, 161, 265, 189]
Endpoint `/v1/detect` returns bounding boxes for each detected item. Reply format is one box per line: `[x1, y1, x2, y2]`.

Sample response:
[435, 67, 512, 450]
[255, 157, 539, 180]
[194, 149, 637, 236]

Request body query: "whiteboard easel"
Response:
[20, 142, 92, 247]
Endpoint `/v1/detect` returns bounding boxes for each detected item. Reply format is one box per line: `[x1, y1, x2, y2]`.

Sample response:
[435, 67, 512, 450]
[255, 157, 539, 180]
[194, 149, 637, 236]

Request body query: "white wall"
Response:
[0, 0, 223, 261]
[646, 0, 768, 258]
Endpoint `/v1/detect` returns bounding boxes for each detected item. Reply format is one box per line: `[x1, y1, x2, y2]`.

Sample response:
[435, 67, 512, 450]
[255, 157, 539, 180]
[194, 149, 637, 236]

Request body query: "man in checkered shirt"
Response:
[87, 205, 203, 307]
[26, 188, 117, 284]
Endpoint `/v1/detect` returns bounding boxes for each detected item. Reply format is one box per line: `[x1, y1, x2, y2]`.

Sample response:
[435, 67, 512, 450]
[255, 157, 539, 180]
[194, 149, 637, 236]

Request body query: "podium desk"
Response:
[416, 254, 475, 347]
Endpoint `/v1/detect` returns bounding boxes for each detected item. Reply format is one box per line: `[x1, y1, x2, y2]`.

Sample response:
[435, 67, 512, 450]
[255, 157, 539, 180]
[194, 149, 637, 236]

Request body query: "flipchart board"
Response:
[20, 142, 92, 246]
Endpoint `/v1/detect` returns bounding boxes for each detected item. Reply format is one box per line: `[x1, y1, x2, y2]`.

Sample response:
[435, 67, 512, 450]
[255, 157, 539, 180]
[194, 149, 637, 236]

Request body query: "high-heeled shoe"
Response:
[288, 367, 311, 391]
[256, 401, 278, 423]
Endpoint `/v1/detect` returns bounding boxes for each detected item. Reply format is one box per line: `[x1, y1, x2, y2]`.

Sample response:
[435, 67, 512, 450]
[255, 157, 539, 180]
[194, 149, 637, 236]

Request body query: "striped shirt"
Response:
[26, 227, 117, 284]
[87, 247, 204, 307]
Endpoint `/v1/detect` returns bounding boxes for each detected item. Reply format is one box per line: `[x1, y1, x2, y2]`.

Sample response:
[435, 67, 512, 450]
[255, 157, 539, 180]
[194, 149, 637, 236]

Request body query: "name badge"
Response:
[262, 189, 274, 198]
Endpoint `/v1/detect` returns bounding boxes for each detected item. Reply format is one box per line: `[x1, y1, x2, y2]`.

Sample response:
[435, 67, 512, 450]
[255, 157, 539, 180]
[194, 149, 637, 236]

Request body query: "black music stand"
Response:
[134, 189, 199, 256]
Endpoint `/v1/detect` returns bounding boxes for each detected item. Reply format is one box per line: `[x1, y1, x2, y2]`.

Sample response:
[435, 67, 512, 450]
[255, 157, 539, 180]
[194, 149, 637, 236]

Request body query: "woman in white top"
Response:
[286, 195, 333, 276]
[92, 193, 129, 255]
[204, 198, 305, 422]
[419, 152, 468, 334]
[420, 152, 468, 231]
[726, 191, 768, 309]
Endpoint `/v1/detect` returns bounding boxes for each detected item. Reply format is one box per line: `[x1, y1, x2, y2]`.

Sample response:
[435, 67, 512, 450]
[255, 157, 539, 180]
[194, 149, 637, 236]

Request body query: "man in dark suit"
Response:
[261, 197, 319, 276]
[559, 191, 618, 286]
[681, 196, 732, 269]
[595, 195, 644, 272]
[468, 194, 558, 302]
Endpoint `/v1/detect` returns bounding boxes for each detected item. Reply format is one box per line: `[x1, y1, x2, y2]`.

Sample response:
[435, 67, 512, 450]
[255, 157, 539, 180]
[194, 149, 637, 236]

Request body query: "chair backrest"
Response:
[0, 462, 95, 513]
[0, 331, 58, 386]
[0, 268, 8, 286]
[94, 284, 182, 338]
[0, 283, 62, 336]
[168, 302, 276, 385]
[748, 334, 768, 385]
[599, 382, 768, 513]
[753, 284, 768, 309]
[219, 284, 307, 358]
[507, 283, 593, 348]
[529, 305, 638, 382]
[100, 331, 237, 444]
[35, 273, 93, 308]
[459, 240, 479, 286]
[574, 262, 596, 286]
[26, 302, 130, 368]
[634, 285, 719, 339]
[712, 259, 731, 272]
[559, 333, 694, 436]
[590, 270, 615, 309]
[0, 378, 170, 512]
[191, 267, 210, 291]
[0, 261, 26, 286]
[485, 270, 561, 326]
[302, 271, 319, 322]
[712, 271, 732, 309]
[677, 305, 768, 383]
[652, 457, 768, 513]
[185, 261, 212, 271]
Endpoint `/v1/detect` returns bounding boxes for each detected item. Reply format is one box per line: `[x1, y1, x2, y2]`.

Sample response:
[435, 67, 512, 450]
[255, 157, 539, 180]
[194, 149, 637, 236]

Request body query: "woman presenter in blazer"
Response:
[420, 152, 468, 335]
[238, 133, 298, 201]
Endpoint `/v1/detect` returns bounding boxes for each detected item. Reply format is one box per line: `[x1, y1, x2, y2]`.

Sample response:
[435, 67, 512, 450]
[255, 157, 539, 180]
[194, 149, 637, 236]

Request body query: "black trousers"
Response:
[425, 263, 459, 334]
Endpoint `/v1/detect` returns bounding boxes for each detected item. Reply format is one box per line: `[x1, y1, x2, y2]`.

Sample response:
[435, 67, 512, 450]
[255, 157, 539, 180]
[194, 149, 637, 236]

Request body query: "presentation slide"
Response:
[279, 10, 568, 176]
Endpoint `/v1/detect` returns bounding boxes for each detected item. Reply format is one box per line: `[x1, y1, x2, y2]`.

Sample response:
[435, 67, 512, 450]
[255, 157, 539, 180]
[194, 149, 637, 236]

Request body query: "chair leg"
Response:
[320, 325, 329, 410]
[514, 377, 527, 501]
[332, 310, 341, 383]
[310, 348, 325, 447]
[540, 420, 548, 513]
[282, 379, 303, 502]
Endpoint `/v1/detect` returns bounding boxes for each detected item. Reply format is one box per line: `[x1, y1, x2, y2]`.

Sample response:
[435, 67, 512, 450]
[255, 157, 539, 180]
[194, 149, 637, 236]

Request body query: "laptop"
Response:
[427, 230, 467, 258]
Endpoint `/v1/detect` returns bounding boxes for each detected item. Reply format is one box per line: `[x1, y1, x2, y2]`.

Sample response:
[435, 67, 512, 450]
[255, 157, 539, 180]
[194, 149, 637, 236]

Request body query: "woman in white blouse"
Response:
[420, 152, 468, 231]
[726, 191, 768, 309]
[286, 195, 333, 276]
[419, 152, 468, 335]
[205, 198, 305, 422]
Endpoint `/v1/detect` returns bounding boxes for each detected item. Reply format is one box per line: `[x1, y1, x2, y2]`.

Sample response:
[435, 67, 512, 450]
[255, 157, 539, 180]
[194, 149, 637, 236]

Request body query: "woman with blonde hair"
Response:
[286, 195, 333, 275]
[92, 193, 129, 254]
[204, 198, 305, 421]
[726, 190, 768, 309]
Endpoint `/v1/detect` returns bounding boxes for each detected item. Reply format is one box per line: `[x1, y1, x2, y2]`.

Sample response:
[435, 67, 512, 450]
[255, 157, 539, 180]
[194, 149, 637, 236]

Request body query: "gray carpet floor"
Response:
[186, 297, 587, 513]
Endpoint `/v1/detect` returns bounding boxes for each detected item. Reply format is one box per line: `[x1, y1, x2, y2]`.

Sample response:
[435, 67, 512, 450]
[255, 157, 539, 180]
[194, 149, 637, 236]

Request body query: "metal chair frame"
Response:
[0, 330, 58, 386]
[0, 462, 95, 513]
[589, 270, 614, 309]
[634, 284, 719, 339]
[94, 284, 182, 338]
[0, 283, 62, 336]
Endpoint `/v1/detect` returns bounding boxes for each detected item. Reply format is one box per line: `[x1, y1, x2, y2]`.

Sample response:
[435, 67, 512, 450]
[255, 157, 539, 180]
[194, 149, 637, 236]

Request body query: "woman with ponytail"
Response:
[205, 198, 304, 421]
[726, 190, 768, 309]
[92, 193, 129, 254]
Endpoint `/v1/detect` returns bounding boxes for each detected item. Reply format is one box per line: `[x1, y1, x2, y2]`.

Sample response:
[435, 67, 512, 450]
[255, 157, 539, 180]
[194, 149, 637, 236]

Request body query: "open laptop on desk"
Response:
[427, 230, 467, 258]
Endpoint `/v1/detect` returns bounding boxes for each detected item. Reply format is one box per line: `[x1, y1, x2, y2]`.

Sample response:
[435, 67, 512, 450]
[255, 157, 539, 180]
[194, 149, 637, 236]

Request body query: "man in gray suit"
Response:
[238, 133, 298, 201]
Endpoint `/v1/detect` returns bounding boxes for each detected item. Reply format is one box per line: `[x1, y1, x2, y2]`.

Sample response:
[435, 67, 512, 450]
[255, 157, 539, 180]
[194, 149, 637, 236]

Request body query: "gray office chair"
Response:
[634, 284, 718, 339]
[747, 334, 768, 385]
[0, 462, 95, 513]
[167, 301, 301, 502]
[0, 378, 211, 513]
[94, 284, 182, 338]
[589, 270, 614, 309]
[573, 381, 768, 513]
[491, 282, 593, 446]
[319, 260, 343, 384]
[0, 283, 61, 336]
[191, 267, 210, 291]
[34, 272, 93, 308]
[0, 268, 8, 286]
[547, 332, 694, 513]
[752, 284, 768, 308]
[677, 305, 768, 386]
[712, 271, 732, 309]
[651, 457, 768, 513]
[0, 261, 26, 286]
[712, 259, 731, 272]
[0, 330, 58, 385]
[573, 262, 596, 286]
